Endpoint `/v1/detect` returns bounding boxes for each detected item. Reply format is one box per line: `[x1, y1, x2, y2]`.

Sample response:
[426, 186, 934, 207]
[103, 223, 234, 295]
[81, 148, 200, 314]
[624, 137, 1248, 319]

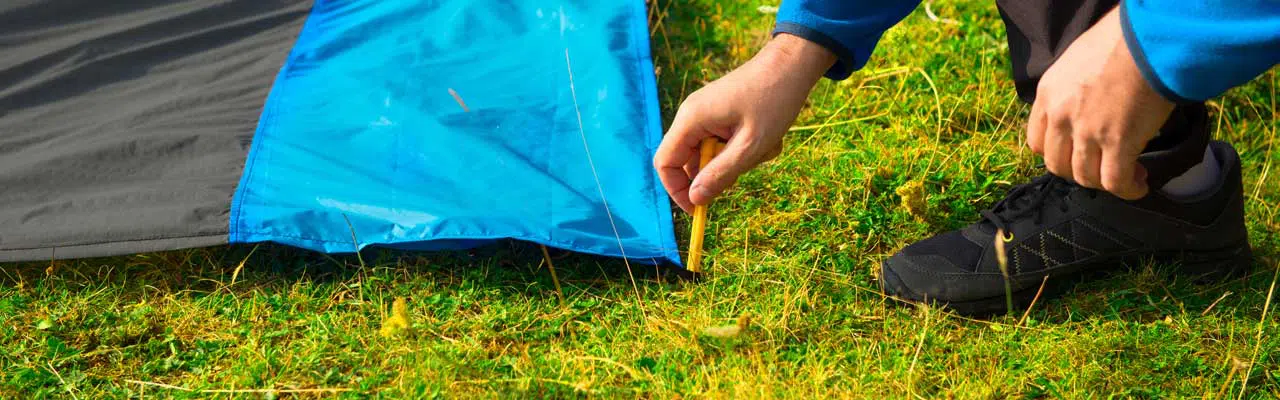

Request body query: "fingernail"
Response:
[690, 184, 708, 201]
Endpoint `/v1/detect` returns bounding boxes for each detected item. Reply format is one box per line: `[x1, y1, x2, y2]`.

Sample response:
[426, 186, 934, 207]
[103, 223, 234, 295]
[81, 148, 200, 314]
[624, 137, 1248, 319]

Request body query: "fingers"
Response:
[1101, 145, 1148, 200]
[654, 105, 713, 214]
[1043, 116, 1074, 179]
[683, 157, 698, 183]
[689, 133, 755, 206]
[656, 165, 694, 214]
[1072, 138, 1103, 189]
[1027, 101, 1047, 154]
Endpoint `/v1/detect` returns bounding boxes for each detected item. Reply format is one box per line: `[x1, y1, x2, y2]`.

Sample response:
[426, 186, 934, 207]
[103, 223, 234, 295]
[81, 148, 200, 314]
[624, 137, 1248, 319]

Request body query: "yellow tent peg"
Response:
[688, 137, 724, 273]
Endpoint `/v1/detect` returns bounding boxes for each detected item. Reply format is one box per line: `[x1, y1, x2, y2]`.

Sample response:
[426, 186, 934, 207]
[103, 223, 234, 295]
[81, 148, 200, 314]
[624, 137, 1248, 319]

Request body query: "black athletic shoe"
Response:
[880, 140, 1253, 316]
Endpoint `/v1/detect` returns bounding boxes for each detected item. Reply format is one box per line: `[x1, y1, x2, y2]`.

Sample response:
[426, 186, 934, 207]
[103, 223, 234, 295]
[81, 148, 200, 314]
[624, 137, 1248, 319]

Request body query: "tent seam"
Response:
[234, 230, 674, 255]
[630, 0, 681, 266]
[0, 233, 226, 252]
[229, 0, 320, 244]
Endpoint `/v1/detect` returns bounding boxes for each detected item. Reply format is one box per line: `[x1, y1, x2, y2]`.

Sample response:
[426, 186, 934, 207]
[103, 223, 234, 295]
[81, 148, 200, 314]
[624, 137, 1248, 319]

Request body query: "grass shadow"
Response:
[0, 239, 695, 305]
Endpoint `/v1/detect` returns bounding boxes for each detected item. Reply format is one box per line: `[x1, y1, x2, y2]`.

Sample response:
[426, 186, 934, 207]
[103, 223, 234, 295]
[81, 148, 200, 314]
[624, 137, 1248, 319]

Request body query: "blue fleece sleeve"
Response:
[773, 0, 922, 80]
[1121, 0, 1279, 103]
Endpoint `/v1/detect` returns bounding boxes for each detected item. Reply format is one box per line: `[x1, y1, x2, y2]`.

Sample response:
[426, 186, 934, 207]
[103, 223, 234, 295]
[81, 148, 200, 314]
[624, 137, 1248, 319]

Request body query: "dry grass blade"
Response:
[906, 306, 933, 396]
[540, 245, 567, 307]
[1202, 291, 1233, 316]
[924, 1, 961, 25]
[564, 48, 645, 317]
[45, 248, 56, 277]
[342, 214, 366, 268]
[451, 377, 593, 393]
[1237, 260, 1279, 399]
[1018, 275, 1048, 326]
[787, 112, 889, 132]
[125, 379, 352, 394]
[229, 244, 260, 286]
[917, 69, 944, 141]
[1213, 359, 1241, 400]
[575, 356, 644, 380]
[995, 228, 1014, 315]
[48, 362, 79, 400]
[448, 88, 470, 112]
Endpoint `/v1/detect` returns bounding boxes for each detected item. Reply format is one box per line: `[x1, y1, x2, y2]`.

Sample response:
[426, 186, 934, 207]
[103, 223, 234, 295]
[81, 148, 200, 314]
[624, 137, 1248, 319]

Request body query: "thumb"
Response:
[688, 136, 753, 205]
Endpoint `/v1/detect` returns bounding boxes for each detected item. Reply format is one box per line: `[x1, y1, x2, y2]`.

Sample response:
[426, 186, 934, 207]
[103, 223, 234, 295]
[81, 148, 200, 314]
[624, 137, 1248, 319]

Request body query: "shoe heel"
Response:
[1172, 243, 1253, 282]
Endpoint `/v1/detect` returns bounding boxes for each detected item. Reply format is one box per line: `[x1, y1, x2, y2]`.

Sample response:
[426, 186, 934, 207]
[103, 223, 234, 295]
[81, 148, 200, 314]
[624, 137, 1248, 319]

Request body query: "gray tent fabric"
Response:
[0, 0, 313, 262]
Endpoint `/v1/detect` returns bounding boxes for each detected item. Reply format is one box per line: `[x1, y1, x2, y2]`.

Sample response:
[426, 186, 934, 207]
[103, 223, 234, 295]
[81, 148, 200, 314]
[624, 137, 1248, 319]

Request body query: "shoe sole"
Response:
[879, 243, 1254, 317]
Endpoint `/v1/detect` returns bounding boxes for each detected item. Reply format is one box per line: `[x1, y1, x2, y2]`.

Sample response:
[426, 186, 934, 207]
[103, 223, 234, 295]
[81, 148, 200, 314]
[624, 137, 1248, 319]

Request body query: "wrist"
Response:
[1102, 8, 1175, 109]
[755, 33, 837, 84]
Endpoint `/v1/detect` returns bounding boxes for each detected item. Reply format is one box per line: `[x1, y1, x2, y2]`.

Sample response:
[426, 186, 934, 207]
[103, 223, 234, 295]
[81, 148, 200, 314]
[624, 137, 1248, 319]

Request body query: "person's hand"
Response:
[1028, 7, 1175, 200]
[654, 34, 836, 213]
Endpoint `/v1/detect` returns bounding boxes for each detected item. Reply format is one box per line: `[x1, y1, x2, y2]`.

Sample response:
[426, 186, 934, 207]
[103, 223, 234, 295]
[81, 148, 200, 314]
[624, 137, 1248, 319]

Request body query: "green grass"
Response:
[3, 1, 1278, 398]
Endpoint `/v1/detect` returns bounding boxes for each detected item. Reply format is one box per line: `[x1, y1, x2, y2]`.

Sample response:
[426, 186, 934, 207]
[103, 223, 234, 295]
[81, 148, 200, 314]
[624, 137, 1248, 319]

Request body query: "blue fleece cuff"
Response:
[1119, 0, 1279, 102]
[1119, 1, 1195, 104]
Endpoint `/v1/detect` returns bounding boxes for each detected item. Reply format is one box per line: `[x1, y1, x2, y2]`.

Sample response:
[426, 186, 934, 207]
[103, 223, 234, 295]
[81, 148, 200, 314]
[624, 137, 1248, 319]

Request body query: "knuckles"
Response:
[1074, 170, 1102, 189]
[1100, 177, 1129, 196]
[677, 95, 703, 115]
[1044, 100, 1079, 126]
[678, 89, 712, 113]
[1099, 166, 1139, 197]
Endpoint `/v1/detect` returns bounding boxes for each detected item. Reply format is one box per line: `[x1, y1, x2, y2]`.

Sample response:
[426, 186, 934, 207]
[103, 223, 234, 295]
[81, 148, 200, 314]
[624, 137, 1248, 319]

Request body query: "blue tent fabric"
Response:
[229, 0, 682, 265]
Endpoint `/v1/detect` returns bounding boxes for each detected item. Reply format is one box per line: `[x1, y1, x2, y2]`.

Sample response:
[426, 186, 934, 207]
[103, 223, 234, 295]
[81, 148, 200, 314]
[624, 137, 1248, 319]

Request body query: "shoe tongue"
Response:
[979, 176, 1073, 234]
[1137, 103, 1211, 189]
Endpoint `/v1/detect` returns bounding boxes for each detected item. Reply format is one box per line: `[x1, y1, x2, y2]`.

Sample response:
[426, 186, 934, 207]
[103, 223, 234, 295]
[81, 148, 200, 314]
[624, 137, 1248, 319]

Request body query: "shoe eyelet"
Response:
[1002, 231, 1014, 242]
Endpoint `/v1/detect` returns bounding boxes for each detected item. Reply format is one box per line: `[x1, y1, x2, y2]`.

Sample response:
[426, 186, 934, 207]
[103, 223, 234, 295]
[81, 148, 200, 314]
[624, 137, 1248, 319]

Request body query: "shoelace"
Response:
[979, 174, 1097, 237]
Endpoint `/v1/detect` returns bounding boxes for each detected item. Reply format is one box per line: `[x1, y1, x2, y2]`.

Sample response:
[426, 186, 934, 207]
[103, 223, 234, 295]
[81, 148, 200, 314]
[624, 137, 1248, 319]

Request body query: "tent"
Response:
[0, 0, 683, 267]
